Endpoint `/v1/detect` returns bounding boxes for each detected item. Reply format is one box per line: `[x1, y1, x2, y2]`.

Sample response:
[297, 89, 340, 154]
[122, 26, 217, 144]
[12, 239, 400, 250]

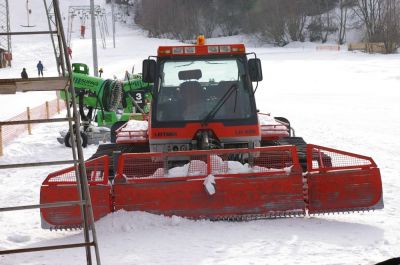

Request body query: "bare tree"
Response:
[381, 0, 400, 53]
[353, 0, 383, 41]
[132, 0, 382, 47]
[286, 0, 309, 42]
[353, 0, 399, 52]
[250, 0, 290, 46]
[321, 9, 336, 42]
[198, 0, 218, 38]
[215, 0, 254, 36]
[337, 0, 356, 44]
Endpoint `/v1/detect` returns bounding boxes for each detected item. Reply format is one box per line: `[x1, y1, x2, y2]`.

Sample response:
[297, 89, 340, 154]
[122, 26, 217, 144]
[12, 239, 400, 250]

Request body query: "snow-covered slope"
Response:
[1, 1, 400, 264]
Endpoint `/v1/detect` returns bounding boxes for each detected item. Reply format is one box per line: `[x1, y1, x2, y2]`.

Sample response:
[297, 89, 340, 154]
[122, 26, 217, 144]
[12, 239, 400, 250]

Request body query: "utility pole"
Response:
[90, 0, 98, 76]
[26, 0, 30, 27]
[111, 0, 116, 48]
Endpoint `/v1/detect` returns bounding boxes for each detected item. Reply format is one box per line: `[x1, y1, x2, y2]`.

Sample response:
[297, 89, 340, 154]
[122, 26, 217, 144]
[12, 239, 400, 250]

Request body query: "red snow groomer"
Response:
[40, 37, 383, 229]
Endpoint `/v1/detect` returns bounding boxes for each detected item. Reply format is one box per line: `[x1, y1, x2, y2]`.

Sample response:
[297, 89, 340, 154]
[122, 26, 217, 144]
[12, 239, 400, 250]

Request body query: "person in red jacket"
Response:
[67, 47, 72, 59]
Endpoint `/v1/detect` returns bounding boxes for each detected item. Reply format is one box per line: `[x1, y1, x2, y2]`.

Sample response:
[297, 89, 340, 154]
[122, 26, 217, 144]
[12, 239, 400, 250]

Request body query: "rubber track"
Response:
[262, 137, 308, 172]
[46, 208, 376, 230]
[89, 143, 149, 175]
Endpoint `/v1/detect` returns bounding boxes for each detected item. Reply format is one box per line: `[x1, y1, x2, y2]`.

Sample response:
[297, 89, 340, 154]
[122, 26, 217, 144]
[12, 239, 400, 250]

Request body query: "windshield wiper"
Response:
[205, 61, 226, 65]
[201, 83, 238, 126]
[175, 61, 194, 68]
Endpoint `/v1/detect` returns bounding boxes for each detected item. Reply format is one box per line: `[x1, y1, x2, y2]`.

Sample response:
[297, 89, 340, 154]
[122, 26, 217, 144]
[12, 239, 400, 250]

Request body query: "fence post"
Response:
[0, 126, 3, 156]
[27, 107, 32, 135]
[45, 101, 50, 119]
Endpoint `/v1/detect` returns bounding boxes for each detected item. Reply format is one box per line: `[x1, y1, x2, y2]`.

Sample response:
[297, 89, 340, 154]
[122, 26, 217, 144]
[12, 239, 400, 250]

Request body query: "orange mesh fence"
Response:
[0, 98, 66, 155]
[116, 146, 300, 182]
[42, 155, 109, 185]
[1, 111, 27, 145]
[306, 144, 376, 172]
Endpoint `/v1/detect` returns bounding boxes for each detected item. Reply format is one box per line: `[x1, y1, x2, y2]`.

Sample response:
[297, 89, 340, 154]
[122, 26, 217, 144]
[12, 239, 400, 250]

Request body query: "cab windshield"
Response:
[156, 58, 253, 122]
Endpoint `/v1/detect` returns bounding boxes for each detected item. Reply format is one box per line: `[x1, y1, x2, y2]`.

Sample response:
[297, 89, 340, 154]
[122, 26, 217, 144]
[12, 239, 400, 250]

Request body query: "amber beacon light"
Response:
[197, 35, 205, 45]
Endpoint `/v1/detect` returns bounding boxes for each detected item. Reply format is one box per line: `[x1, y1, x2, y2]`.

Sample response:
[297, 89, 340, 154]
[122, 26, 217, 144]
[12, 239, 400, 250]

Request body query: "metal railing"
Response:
[0, 1, 101, 264]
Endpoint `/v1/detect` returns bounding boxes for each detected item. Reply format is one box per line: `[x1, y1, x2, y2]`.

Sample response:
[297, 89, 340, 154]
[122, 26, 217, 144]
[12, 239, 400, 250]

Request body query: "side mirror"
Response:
[248, 58, 263, 82]
[142, 59, 157, 83]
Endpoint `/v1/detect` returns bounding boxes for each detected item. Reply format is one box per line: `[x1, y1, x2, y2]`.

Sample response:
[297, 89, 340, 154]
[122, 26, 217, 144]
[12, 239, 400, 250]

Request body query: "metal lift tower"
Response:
[0, 0, 11, 67]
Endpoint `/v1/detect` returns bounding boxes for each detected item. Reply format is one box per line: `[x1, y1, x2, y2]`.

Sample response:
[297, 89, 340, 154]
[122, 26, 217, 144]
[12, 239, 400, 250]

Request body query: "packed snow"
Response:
[116, 119, 148, 141]
[147, 156, 291, 179]
[1, 0, 400, 264]
[123, 120, 149, 131]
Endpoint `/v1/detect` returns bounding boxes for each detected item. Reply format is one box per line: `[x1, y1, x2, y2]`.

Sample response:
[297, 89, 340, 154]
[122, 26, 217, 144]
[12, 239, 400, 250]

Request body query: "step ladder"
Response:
[0, 1, 101, 264]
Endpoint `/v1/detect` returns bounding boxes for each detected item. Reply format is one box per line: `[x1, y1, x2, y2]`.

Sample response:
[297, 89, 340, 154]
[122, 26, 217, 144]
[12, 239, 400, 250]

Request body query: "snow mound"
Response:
[7, 234, 31, 243]
[123, 120, 148, 131]
[95, 210, 189, 234]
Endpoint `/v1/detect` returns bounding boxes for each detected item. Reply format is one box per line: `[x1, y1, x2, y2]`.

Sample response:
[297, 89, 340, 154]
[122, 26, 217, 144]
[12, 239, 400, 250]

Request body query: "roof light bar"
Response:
[158, 44, 245, 56]
[208, 46, 219, 53]
[172, 47, 184, 54]
[184, 47, 196, 54]
[219, 45, 231, 53]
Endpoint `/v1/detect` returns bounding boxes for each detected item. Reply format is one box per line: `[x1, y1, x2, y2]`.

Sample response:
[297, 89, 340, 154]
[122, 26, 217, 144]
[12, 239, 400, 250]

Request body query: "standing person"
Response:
[99, 67, 103, 77]
[21, 68, 28, 79]
[37, 60, 44, 77]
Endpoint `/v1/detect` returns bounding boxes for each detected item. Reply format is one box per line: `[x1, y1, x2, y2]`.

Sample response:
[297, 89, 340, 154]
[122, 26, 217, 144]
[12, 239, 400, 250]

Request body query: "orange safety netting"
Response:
[1, 98, 66, 152]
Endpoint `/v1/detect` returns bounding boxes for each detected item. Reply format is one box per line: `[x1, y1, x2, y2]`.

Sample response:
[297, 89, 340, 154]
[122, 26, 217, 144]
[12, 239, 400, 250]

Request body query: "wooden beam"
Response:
[0, 80, 16, 94]
[0, 117, 71, 126]
[0, 77, 70, 94]
[0, 31, 58, 36]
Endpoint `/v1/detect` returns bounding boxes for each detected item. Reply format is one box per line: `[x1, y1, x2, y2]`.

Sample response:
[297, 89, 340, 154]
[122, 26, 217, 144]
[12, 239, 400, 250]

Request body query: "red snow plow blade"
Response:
[40, 156, 112, 229]
[113, 146, 305, 218]
[39, 145, 383, 228]
[305, 145, 383, 214]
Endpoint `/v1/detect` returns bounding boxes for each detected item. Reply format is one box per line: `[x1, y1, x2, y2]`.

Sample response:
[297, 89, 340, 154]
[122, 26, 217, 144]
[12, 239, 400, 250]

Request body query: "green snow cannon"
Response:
[60, 63, 152, 127]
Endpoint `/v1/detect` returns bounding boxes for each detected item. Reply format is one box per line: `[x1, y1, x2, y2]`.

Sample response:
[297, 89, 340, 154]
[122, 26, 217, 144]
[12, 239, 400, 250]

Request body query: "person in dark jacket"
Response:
[37, 60, 44, 77]
[21, 68, 28, 79]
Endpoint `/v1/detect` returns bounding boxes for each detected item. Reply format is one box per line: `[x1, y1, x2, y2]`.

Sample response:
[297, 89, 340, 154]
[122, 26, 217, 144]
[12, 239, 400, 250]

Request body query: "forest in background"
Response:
[110, 0, 400, 53]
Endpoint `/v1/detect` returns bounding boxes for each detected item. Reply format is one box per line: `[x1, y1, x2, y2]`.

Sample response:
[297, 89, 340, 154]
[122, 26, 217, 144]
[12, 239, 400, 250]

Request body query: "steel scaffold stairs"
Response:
[0, 1, 101, 264]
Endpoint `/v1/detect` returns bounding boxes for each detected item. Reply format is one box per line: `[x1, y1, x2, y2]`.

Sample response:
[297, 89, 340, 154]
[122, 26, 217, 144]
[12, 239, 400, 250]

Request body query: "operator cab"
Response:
[143, 39, 263, 152]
